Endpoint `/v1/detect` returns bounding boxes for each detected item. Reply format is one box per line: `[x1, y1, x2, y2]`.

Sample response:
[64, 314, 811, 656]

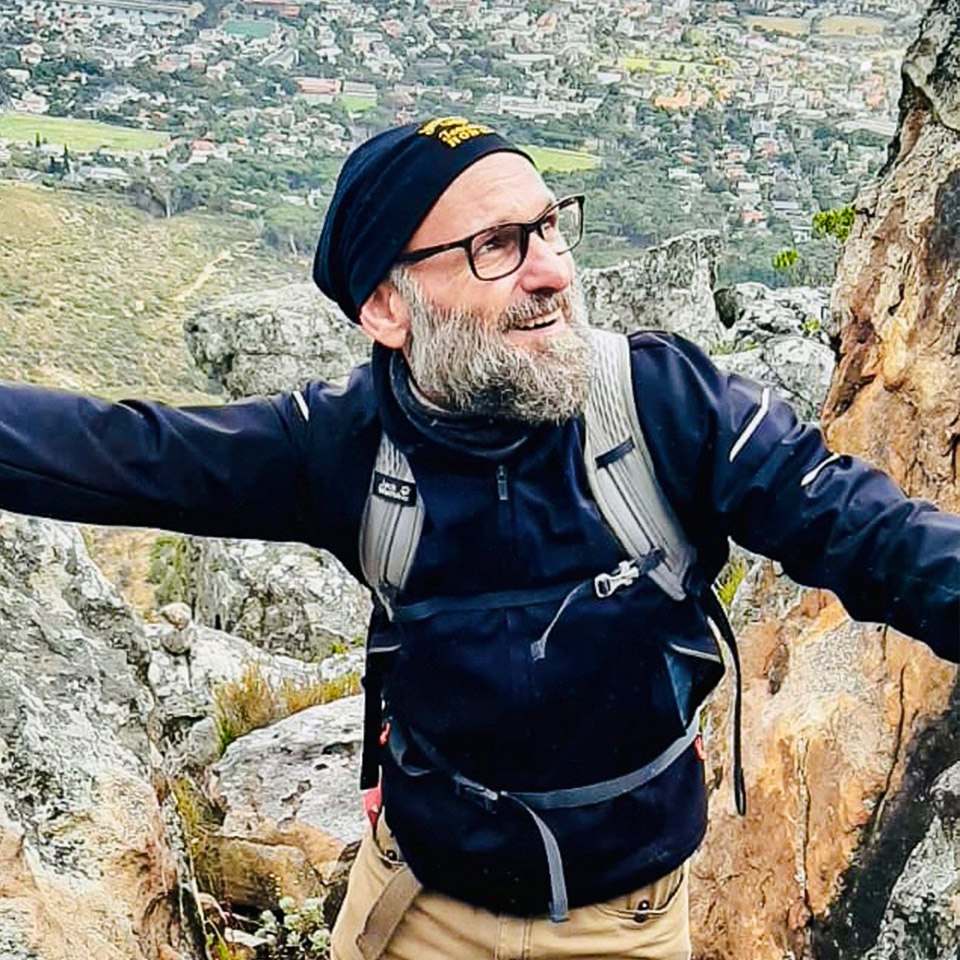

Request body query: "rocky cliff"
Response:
[689, 5, 960, 959]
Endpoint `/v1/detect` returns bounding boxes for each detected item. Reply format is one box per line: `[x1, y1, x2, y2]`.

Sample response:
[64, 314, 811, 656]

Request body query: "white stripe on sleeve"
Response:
[728, 387, 771, 463]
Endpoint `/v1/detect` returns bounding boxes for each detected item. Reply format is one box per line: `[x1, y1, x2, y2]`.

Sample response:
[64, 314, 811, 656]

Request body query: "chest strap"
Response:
[387, 714, 701, 923]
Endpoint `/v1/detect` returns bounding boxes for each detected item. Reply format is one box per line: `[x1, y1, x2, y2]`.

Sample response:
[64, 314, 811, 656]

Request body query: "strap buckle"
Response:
[455, 776, 500, 813]
[594, 559, 640, 598]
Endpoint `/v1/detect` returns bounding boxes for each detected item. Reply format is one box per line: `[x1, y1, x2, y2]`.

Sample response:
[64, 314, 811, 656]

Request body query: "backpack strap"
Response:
[582, 328, 695, 601]
[357, 433, 425, 789]
[359, 432, 425, 620]
[584, 329, 744, 816]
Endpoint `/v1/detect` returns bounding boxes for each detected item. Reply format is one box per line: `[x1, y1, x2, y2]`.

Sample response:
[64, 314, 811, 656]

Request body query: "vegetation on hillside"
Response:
[0, 180, 303, 401]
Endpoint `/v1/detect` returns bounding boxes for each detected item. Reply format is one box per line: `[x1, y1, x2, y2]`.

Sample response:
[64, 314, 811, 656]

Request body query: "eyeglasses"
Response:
[395, 195, 584, 281]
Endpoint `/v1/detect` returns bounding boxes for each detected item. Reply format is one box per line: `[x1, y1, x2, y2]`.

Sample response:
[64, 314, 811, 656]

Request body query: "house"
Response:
[20, 42, 44, 66]
[22, 0, 197, 28]
[294, 76, 341, 102]
[17, 92, 50, 113]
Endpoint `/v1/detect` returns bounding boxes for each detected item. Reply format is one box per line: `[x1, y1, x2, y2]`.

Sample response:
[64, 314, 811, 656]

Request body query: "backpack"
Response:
[356, 328, 745, 920]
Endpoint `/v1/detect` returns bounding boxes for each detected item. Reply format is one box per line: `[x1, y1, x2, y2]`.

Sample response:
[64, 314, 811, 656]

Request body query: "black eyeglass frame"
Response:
[394, 194, 585, 281]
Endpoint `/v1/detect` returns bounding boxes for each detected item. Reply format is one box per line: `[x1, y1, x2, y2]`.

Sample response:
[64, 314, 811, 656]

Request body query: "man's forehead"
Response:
[413, 153, 553, 245]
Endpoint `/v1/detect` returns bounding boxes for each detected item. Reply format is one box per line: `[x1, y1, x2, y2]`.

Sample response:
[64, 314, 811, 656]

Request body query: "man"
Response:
[0, 117, 957, 960]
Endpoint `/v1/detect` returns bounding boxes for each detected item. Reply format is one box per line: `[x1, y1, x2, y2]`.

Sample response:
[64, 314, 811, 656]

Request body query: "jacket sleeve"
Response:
[0, 381, 315, 542]
[631, 332, 960, 663]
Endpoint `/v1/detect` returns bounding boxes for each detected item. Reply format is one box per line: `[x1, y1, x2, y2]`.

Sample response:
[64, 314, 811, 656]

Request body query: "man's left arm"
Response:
[632, 332, 960, 661]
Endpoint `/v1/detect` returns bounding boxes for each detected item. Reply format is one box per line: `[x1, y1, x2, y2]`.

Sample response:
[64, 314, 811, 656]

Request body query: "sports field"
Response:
[337, 93, 377, 114]
[622, 56, 722, 76]
[521, 145, 601, 173]
[0, 113, 170, 152]
[817, 16, 887, 37]
[222, 19, 275, 39]
[743, 16, 810, 37]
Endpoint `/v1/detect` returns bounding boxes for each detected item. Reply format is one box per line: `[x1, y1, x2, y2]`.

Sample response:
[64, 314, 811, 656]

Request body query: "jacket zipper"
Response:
[497, 464, 509, 502]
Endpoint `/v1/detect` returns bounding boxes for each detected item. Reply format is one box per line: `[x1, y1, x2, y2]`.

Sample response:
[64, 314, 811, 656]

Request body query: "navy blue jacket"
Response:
[0, 332, 956, 913]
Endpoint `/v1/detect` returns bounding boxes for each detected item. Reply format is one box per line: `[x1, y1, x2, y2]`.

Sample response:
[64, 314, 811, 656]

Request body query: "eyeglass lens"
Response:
[469, 199, 582, 280]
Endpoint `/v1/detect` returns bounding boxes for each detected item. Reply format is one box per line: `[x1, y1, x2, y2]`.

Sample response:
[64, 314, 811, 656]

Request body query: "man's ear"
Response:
[358, 280, 410, 349]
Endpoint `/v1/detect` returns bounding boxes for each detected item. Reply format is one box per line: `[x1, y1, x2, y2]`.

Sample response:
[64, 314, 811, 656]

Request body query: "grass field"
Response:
[743, 16, 810, 37]
[622, 56, 682, 75]
[336, 93, 377, 113]
[621, 56, 722, 76]
[0, 113, 170, 152]
[222, 19, 275, 39]
[817, 15, 888, 37]
[521, 144, 601, 173]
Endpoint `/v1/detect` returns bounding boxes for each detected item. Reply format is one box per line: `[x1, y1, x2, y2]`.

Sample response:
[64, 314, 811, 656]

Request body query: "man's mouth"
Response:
[509, 309, 563, 333]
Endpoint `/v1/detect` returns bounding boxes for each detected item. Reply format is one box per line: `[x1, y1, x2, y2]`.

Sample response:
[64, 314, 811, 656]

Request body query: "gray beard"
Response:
[392, 267, 593, 425]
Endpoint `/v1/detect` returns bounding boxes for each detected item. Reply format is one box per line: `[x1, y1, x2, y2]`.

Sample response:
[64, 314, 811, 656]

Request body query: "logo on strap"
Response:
[373, 471, 417, 506]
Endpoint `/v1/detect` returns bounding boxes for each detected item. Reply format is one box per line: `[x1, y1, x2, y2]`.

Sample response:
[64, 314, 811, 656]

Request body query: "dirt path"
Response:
[173, 248, 233, 303]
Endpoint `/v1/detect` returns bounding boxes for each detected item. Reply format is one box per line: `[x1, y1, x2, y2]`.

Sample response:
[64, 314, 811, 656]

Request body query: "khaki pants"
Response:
[332, 816, 691, 960]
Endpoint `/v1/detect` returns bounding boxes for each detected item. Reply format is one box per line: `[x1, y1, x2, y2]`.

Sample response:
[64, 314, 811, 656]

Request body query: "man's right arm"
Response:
[0, 382, 315, 542]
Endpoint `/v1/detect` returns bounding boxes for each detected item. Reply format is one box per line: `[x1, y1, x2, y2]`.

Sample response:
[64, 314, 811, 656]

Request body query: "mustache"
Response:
[499, 290, 571, 331]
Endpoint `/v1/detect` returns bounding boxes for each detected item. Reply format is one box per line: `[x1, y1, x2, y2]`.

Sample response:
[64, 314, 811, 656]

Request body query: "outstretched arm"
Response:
[0, 382, 313, 542]
[631, 332, 960, 662]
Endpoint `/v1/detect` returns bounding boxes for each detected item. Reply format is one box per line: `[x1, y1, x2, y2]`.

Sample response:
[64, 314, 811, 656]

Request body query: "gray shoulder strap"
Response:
[582, 328, 694, 601]
[359, 432, 425, 617]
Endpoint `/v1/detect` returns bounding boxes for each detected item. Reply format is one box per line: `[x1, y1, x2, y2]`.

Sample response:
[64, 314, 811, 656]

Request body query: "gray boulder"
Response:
[187, 537, 371, 662]
[204, 695, 365, 915]
[864, 762, 960, 960]
[713, 335, 836, 422]
[0, 512, 196, 960]
[714, 282, 832, 344]
[184, 282, 371, 398]
[213, 694, 365, 848]
[580, 230, 725, 348]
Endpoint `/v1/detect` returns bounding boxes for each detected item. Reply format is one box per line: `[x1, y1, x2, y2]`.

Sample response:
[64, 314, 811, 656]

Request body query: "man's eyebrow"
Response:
[485, 196, 558, 230]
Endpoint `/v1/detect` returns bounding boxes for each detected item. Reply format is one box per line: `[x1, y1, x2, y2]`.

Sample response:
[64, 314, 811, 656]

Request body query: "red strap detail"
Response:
[364, 783, 383, 831]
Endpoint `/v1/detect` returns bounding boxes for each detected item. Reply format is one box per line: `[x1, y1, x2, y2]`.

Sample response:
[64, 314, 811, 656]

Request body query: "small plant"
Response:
[715, 555, 748, 610]
[213, 661, 362, 753]
[812, 204, 855, 244]
[255, 897, 331, 959]
[148, 532, 193, 605]
[170, 773, 224, 895]
[771, 247, 799, 272]
[802, 316, 821, 335]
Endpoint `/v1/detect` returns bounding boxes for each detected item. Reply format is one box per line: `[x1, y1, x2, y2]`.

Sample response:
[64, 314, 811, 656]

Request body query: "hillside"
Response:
[0, 180, 306, 402]
[0, 181, 309, 610]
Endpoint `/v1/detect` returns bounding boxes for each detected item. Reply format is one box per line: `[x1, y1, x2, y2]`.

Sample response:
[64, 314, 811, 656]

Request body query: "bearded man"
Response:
[0, 118, 956, 960]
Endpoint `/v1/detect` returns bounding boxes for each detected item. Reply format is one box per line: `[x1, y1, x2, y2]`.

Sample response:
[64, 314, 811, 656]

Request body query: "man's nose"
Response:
[517, 232, 571, 294]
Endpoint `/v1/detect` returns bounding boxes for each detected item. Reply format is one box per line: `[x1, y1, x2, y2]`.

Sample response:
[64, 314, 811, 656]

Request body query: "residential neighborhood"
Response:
[0, 0, 924, 282]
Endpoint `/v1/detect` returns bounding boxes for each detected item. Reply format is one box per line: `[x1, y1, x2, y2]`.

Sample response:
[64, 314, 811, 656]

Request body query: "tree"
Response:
[812, 205, 855, 245]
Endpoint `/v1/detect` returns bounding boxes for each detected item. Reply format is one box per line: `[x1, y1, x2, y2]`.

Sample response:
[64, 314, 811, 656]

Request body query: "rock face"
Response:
[580, 230, 724, 346]
[863, 761, 960, 960]
[186, 538, 371, 662]
[207, 695, 364, 920]
[823, 0, 960, 515]
[0, 512, 195, 960]
[689, 562, 957, 960]
[184, 282, 371, 397]
[690, 6, 960, 959]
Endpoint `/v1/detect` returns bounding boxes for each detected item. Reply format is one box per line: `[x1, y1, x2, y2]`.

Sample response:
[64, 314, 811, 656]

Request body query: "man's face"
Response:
[387, 153, 593, 423]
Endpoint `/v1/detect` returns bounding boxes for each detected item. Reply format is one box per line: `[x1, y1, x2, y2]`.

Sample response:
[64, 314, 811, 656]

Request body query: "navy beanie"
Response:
[313, 117, 532, 322]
